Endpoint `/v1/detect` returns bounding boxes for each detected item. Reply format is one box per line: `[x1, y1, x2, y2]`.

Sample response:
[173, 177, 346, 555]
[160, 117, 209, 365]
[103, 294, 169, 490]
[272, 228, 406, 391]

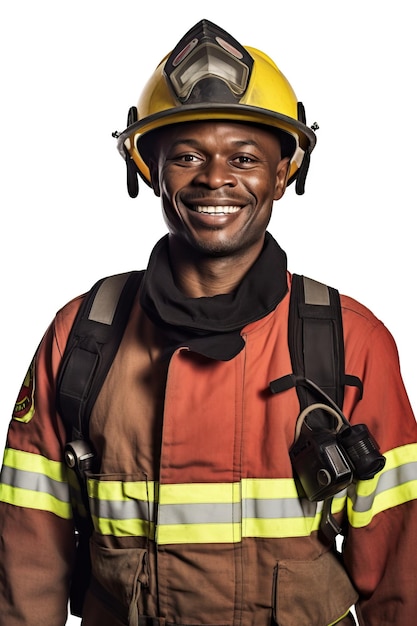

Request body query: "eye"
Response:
[232, 154, 258, 167]
[169, 152, 202, 165]
[181, 154, 199, 162]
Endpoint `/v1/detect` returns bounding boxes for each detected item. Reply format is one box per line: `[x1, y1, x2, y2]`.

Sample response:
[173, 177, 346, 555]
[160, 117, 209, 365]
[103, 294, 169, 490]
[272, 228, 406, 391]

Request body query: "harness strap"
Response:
[270, 274, 362, 410]
[57, 270, 144, 441]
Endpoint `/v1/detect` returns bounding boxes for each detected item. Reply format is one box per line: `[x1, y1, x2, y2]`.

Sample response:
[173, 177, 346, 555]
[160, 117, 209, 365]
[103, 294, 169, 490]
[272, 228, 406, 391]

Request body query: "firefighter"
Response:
[1, 19, 417, 626]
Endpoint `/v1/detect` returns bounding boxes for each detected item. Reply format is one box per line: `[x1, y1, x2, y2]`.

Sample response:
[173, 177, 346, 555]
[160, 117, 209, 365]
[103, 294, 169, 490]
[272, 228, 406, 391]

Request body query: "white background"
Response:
[0, 2, 415, 624]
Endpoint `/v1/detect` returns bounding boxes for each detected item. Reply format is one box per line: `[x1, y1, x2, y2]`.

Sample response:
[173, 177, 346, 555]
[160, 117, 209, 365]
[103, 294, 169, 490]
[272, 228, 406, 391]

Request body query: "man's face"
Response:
[150, 121, 289, 260]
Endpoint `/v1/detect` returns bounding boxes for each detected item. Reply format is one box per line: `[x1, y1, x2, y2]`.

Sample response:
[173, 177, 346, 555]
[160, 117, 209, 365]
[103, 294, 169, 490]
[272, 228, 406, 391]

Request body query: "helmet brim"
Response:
[117, 103, 316, 187]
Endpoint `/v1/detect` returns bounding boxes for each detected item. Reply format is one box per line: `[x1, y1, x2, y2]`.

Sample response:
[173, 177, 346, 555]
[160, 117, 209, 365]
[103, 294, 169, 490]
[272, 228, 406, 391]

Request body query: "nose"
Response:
[193, 157, 237, 189]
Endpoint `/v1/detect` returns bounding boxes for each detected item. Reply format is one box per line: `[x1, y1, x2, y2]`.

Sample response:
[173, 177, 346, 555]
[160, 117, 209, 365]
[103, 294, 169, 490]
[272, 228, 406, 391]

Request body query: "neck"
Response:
[168, 236, 265, 298]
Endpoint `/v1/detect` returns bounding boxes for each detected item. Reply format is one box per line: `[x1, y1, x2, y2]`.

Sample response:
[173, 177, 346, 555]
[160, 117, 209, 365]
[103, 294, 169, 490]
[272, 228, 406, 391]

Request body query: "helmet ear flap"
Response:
[125, 107, 139, 198]
[295, 149, 310, 196]
[295, 102, 311, 195]
[125, 146, 139, 198]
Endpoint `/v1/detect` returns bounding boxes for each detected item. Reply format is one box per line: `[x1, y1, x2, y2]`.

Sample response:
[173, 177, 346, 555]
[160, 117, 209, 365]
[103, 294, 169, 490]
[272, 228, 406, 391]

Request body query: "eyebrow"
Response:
[169, 138, 262, 150]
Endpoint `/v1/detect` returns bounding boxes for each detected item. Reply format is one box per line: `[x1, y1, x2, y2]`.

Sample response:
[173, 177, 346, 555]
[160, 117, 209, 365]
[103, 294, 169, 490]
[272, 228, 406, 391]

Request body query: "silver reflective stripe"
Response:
[89, 496, 153, 521]
[245, 496, 318, 520]
[158, 498, 319, 525]
[158, 501, 241, 525]
[303, 276, 330, 306]
[92, 493, 319, 526]
[88, 273, 131, 325]
[0, 465, 70, 504]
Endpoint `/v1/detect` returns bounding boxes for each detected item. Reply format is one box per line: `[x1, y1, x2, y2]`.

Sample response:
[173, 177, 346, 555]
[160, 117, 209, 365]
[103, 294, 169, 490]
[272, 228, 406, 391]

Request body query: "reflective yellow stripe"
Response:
[0, 447, 72, 519]
[348, 443, 417, 528]
[160, 481, 241, 504]
[0, 483, 72, 518]
[244, 517, 315, 539]
[91, 514, 155, 538]
[3, 447, 66, 481]
[157, 522, 242, 544]
[87, 478, 157, 502]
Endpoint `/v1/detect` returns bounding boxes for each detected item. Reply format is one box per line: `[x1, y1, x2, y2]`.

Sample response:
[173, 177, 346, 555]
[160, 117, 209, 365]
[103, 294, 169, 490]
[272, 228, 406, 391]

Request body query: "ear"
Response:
[149, 159, 161, 197]
[273, 157, 291, 201]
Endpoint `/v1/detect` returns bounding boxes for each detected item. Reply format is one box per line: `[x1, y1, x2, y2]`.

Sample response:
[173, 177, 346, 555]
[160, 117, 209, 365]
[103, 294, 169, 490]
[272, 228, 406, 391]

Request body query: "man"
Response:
[1, 19, 417, 626]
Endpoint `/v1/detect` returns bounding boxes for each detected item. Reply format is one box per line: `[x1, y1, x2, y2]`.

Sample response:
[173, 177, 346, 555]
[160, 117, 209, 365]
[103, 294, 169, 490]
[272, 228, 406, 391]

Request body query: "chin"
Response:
[188, 237, 241, 258]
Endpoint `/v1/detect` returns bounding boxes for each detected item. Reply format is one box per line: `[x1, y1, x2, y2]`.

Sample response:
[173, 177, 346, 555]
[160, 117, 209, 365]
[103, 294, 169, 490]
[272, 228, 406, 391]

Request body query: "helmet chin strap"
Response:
[294, 102, 317, 195]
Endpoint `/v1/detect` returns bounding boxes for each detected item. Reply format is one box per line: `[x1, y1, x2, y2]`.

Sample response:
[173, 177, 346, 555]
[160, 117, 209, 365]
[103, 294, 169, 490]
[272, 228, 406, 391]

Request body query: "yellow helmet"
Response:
[114, 19, 317, 197]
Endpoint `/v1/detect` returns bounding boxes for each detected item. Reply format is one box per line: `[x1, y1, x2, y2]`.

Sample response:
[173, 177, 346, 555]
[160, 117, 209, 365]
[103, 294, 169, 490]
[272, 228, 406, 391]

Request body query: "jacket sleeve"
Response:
[341, 301, 417, 625]
[0, 299, 82, 626]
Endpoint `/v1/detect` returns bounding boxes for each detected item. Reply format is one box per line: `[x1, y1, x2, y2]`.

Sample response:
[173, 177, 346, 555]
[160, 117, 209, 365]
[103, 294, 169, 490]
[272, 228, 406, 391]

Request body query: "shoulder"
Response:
[290, 273, 398, 359]
[340, 293, 381, 330]
[339, 292, 400, 371]
[53, 294, 85, 356]
[289, 273, 384, 333]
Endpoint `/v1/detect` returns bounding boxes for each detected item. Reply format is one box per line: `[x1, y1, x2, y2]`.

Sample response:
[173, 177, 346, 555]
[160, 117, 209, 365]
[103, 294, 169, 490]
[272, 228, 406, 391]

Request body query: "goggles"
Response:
[164, 20, 254, 104]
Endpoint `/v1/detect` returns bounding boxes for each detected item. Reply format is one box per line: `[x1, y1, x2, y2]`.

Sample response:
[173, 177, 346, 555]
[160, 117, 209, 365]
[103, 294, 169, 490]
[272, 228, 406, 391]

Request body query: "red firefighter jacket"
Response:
[1, 273, 417, 626]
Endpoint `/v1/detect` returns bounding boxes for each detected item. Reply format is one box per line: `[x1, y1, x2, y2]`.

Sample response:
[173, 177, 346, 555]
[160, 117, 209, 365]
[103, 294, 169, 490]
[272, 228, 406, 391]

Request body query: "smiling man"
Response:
[148, 120, 290, 296]
[1, 19, 417, 626]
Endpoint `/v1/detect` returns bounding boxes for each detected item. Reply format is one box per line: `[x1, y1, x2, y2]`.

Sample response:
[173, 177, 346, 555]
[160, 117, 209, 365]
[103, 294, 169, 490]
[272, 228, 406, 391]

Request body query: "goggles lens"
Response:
[170, 42, 249, 101]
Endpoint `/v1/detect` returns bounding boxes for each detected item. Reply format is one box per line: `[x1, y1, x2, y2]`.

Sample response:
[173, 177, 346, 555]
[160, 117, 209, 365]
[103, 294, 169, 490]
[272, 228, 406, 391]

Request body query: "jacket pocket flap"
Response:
[274, 550, 358, 626]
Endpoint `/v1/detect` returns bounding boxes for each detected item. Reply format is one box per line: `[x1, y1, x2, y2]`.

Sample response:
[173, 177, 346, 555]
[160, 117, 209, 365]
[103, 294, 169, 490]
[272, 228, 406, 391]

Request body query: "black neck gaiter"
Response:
[140, 232, 288, 361]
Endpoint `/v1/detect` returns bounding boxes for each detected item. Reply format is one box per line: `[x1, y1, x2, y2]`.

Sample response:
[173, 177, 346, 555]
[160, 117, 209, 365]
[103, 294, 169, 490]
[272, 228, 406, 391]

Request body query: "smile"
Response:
[194, 205, 241, 215]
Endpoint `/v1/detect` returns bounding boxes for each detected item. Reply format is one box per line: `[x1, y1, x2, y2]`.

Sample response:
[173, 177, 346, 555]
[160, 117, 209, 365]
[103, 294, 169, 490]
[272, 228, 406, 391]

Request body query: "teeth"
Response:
[195, 205, 240, 214]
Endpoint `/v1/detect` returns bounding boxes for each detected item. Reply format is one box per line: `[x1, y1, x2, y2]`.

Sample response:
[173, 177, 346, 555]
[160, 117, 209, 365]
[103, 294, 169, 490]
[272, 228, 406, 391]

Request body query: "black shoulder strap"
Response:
[270, 274, 362, 410]
[57, 270, 144, 441]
